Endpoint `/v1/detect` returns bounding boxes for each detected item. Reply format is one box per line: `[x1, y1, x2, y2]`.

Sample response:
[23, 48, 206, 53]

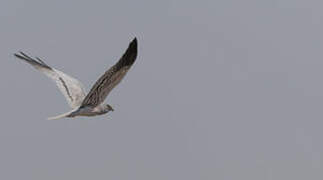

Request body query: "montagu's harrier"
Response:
[14, 38, 138, 120]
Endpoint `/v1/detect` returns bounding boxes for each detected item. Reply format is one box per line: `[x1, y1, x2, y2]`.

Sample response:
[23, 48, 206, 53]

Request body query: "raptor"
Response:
[14, 38, 138, 120]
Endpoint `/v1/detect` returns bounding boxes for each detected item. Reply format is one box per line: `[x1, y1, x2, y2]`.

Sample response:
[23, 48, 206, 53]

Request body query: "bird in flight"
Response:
[14, 38, 138, 120]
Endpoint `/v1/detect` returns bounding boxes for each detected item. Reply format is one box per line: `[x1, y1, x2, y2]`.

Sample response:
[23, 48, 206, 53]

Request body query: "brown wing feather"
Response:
[80, 38, 138, 108]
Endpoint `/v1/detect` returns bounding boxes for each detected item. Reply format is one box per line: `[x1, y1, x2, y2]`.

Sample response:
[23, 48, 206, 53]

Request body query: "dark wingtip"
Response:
[13, 51, 52, 69]
[118, 37, 138, 67]
[14, 53, 20, 58]
[129, 37, 137, 49]
[14, 51, 27, 60]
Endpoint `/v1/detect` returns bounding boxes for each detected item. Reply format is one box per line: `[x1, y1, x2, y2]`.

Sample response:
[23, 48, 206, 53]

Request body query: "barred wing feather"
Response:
[14, 52, 87, 108]
[80, 38, 138, 108]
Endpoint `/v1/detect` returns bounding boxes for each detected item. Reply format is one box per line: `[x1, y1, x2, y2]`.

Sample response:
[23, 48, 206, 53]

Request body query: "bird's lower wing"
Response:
[14, 52, 87, 108]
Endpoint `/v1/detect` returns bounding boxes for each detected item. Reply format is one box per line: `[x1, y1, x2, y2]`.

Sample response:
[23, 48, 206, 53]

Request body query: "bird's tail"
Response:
[47, 109, 78, 120]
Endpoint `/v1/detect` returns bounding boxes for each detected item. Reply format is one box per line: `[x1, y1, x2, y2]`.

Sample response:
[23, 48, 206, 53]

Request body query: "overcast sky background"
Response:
[1, 0, 323, 179]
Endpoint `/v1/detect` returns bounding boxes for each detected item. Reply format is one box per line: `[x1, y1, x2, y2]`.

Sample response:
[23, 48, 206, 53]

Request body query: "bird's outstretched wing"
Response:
[80, 38, 138, 108]
[14, 52, 87, 108]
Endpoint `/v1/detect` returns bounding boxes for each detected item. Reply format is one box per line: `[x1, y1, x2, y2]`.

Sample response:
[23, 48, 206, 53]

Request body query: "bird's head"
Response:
[105, 104, 114, 113]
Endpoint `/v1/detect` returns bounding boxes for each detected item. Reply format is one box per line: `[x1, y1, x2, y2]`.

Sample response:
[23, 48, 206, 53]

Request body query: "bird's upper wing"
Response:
[14, 52, 87, 108]
[80, 38, 138, 108]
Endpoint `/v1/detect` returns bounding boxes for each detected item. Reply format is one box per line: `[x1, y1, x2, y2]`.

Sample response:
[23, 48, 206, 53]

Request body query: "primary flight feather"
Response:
[14, 38, 138, 120]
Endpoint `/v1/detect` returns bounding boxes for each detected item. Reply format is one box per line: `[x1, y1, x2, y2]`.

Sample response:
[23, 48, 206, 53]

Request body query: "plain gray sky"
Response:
[1, 0, 323, 179]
